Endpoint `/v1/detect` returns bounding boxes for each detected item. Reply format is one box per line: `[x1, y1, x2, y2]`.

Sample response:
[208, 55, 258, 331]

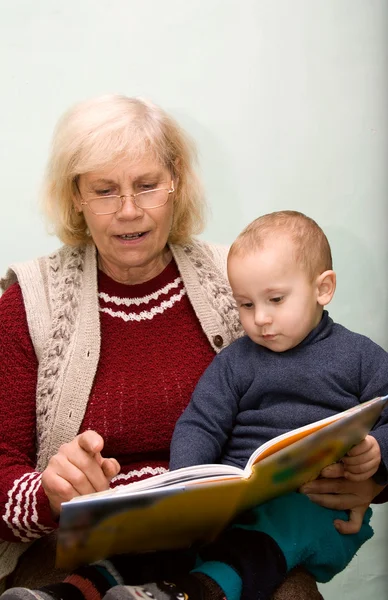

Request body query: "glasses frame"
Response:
[80, 180, 175, 215]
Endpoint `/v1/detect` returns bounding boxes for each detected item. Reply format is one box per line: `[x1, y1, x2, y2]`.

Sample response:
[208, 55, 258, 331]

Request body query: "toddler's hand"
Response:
[342, 435, 381, 481]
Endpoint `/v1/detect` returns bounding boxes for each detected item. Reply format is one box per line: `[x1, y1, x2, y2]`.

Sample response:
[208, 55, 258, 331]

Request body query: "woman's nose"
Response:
[115, 195, 143, 219]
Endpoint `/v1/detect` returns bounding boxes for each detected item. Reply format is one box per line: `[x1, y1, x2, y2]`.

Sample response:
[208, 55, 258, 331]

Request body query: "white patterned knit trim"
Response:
[100, 289, 186, 322]
[35, 247, 86, 469]
[111, 466, 168, 487]
[98, 277, 182, 307]
[2, 473, 53, 541]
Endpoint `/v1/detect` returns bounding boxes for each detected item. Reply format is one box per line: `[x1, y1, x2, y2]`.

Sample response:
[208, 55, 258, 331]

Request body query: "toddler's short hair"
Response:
[229, 210, 332, 280]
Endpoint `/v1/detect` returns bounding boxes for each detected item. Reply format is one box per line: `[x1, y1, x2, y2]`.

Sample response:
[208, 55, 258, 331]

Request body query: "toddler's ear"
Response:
[316, 270, 336, 306]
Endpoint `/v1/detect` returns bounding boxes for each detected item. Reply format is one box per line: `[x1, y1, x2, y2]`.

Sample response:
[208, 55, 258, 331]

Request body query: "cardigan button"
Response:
[213, 335, 224, 348]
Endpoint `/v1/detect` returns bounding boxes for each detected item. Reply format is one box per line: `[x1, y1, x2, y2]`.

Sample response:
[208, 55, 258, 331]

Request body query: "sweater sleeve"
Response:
[169, 345, 241, 469]
[0, 283, 57, 542]
[358, 337, 388, 485]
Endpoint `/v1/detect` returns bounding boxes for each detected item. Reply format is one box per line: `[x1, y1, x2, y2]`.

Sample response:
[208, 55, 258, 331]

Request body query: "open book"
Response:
[57, 395, 388, 569]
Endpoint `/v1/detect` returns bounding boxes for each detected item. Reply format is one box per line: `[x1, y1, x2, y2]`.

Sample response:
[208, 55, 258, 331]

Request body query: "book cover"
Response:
[56, 395, 388, 569]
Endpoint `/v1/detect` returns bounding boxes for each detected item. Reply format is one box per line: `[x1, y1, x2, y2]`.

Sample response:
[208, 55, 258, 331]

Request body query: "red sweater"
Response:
[0, 259, 215, 542]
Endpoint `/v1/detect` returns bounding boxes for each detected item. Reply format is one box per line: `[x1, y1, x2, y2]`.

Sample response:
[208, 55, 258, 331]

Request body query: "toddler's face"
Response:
[228, 239, 322, 353]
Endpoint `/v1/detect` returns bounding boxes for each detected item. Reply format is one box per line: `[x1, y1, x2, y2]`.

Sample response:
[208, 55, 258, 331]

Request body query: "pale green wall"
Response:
[1, 1, 387, 596]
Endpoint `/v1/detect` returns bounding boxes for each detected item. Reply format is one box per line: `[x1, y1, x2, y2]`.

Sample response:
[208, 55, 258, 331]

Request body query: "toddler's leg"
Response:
[188, 492, 372, 600]
[235, 492, 373, 584]
[193, 524, 286, 600]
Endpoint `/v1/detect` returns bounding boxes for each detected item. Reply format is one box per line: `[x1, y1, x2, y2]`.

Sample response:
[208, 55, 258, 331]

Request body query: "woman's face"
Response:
[75, 156, 174, 284]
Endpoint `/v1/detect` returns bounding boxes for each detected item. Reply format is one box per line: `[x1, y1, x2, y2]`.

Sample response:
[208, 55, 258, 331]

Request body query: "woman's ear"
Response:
[316, 270, 336, 307]
[72, 178, 83, 213]
[172, 159, 180, 189]
[73, 197, 82, 213]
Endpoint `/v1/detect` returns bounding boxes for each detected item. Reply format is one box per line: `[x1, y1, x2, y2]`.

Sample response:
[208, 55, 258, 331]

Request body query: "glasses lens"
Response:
[135, 189, 169, 209]
[89, 196, 121, 214]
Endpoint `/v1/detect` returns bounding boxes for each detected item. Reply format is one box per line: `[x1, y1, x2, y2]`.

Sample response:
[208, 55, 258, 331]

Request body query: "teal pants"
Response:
[230, 491, 373, 583]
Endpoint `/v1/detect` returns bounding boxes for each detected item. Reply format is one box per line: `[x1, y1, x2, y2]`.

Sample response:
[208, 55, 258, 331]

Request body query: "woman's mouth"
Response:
[117, 233, 145, 240]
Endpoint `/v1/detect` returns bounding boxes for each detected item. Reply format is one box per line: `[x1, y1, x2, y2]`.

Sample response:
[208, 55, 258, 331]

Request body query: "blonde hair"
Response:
[229, 210, 333, 279]
[41, 95, 206, 246]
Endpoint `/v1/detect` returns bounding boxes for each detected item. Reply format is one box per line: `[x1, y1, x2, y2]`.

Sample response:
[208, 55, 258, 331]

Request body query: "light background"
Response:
[0, 1, 387, 596]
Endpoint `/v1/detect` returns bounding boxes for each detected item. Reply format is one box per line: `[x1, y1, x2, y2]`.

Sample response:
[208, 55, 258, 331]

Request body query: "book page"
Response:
[69, 463, 244, 505]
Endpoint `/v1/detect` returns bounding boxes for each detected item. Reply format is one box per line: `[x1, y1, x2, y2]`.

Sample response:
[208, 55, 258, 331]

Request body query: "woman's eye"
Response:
[95, 189, 115, 196]
[270, 296, 284, 304]
[138, 182, 158, 191]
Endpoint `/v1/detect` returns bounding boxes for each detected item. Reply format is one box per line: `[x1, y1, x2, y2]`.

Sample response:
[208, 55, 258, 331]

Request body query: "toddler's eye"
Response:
[241, 302, 253, 309]
[270, 296, 284, 304]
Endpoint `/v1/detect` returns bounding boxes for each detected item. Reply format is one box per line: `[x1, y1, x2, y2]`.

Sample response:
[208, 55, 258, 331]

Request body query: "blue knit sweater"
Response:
[170, 311, 388, 484]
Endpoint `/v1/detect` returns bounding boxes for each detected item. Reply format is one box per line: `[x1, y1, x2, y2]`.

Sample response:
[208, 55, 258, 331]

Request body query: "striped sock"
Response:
[46, 561, 123, 599]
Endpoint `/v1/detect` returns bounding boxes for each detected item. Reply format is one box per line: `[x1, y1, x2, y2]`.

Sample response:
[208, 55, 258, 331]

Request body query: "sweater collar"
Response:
[294, 310, 333, 350]
[97, 257, 179, 298]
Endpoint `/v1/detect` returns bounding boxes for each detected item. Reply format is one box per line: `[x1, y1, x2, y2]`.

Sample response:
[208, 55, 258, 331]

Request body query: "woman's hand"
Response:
[300, 462, 385, 535]
[41, 430, 120, 519]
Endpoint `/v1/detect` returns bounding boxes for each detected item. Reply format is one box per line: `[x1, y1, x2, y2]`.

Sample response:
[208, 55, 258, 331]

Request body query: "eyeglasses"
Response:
[80, 181, 175, 215]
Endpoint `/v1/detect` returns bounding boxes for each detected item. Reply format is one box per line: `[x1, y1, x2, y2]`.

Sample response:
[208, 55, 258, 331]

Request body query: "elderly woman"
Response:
[0, 95, 386, 600]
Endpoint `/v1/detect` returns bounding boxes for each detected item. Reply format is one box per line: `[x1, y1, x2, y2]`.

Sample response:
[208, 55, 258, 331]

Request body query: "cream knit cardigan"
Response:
[0, 239, 243, 586]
